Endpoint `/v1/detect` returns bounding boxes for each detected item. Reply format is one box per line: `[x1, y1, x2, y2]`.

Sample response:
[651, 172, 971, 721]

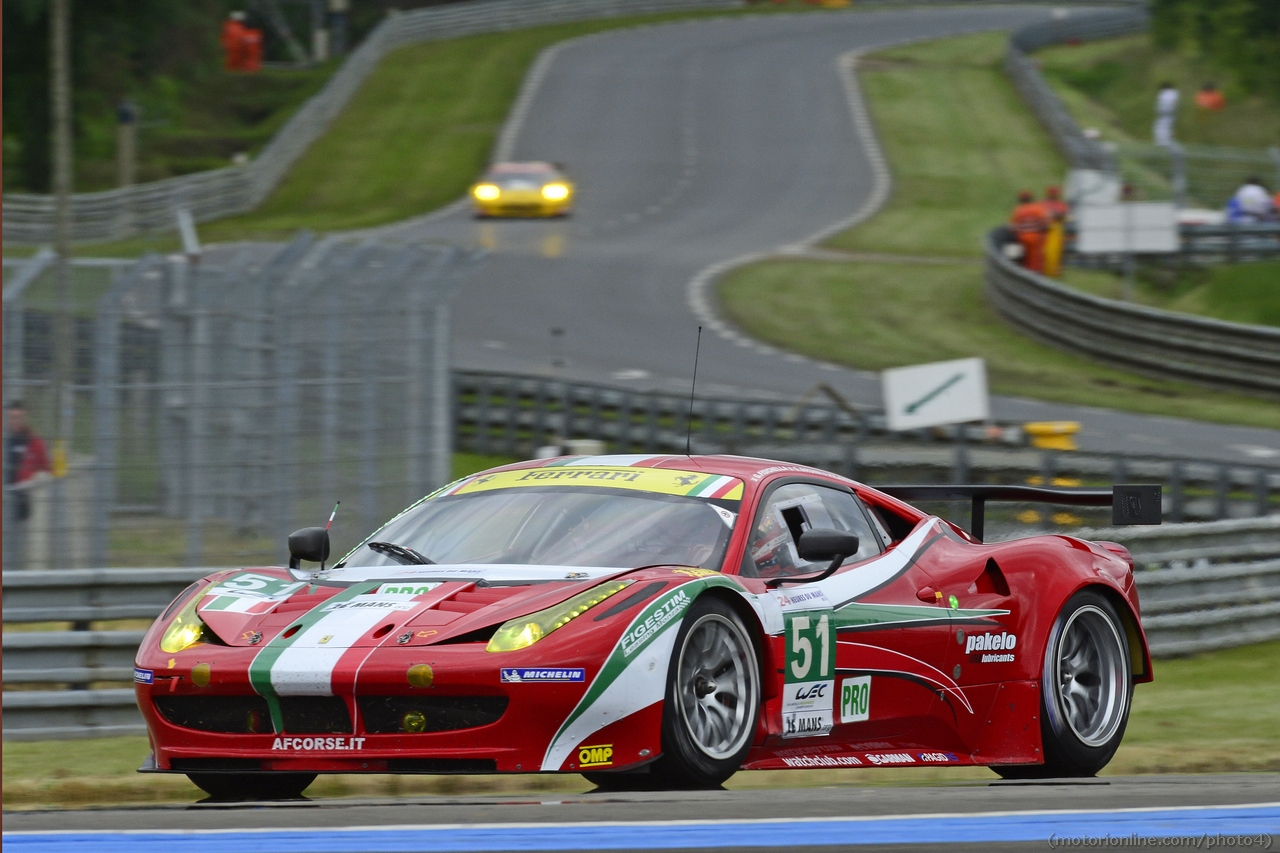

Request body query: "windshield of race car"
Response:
[337, 467, 743, 570]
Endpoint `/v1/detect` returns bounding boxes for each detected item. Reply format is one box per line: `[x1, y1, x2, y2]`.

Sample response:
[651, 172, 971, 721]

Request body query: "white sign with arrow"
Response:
[882, 357, 989, 432]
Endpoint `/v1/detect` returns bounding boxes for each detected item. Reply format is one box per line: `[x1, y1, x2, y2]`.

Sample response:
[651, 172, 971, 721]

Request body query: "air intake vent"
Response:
[436, 587, 520, 614]
[154, 695, 271, 734]
[358, 695, 508, 734]
[279, 696, 352, 733]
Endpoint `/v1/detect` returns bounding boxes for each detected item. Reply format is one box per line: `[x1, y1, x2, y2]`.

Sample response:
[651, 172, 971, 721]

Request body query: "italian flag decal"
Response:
[247, 582, 381, 733]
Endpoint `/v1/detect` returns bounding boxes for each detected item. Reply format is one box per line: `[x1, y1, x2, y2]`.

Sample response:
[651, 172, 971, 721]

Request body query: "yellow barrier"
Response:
[1024, 421, 1080, 451]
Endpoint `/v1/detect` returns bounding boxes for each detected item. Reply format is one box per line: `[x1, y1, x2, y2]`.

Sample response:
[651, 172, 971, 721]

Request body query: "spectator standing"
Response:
[1009, 191, 1050, 274]
[6, 401, 51, 562]
[1153, 82, 1179, 146]
[1041, 185, 1069, 278]
[1225, 177, 1276, 224]
[1194, 82, 1225, 111]
[222, 12, 248, 71]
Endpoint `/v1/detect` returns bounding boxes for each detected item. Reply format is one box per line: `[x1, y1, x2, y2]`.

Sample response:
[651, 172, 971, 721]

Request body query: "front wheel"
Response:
[650, 596, 760, 789]
[996, 590, 1133, 779]
[187, 772, 316, 801]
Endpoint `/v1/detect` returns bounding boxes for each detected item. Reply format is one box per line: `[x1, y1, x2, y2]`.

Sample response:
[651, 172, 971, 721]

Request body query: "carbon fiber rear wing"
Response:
[878, 484, 1162, 543]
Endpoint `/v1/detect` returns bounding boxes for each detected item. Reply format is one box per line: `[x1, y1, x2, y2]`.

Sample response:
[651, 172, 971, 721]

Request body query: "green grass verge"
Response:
[1036, 34, 1280, 150]
[1063, 261, 1280, 328]
[7, 639, 1278, 809]
[825, 33, 1066, 258]
[719, 258, 1279, 429]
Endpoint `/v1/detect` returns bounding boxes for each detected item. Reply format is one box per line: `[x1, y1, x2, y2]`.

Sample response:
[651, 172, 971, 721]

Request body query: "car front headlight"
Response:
[486, 581, 631, 653]
[159, 592, 209, 653]
[474, 183, 501, 201]
[541, 183, 570, 201]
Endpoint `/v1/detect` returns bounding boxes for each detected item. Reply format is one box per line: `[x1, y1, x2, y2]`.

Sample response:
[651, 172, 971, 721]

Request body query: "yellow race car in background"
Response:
[471, 162, 574, 217]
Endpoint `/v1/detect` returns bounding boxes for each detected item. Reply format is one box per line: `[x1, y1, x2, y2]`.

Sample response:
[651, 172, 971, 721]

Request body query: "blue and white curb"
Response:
[6, 804, 1280, 852]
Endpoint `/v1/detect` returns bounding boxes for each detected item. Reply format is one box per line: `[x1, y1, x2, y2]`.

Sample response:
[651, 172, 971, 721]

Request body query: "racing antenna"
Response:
[685, 326, 702, 457]
[325, 501, 340, 532]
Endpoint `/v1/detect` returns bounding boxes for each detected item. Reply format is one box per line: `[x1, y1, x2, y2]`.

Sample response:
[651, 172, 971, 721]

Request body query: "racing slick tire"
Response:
[651, 596, 761, 789]
[996, 589, 1133, 779]
[187, 772, 317, 801]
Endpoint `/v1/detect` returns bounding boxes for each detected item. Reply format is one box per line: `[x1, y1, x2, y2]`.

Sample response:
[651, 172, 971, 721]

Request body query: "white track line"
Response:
[11, 802, 1279, 837]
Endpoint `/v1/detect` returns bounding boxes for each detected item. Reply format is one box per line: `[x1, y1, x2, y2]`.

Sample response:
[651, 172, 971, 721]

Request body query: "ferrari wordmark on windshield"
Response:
[337, 467, 744, 572]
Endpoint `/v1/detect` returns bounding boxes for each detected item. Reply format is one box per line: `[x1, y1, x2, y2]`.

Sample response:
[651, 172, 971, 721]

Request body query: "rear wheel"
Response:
[187, 772, 316, 801]
[996, 590, 1132, 779]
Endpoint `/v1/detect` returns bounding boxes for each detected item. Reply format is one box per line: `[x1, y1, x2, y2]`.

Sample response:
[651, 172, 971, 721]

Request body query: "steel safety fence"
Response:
[984, 230, 1280, 397]
[2, 238, 475, 574]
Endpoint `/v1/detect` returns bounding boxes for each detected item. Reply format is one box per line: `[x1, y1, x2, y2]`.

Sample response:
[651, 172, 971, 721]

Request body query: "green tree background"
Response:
[1151, 0, 1280, 99]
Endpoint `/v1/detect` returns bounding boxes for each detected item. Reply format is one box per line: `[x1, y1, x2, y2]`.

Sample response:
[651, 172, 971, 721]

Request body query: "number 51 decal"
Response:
[782, 610, 835, 738]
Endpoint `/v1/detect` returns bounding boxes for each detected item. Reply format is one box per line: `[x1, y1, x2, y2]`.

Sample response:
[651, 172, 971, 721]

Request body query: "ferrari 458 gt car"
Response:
[470, 161, 574, 217]
[136, 454, 1160, 799]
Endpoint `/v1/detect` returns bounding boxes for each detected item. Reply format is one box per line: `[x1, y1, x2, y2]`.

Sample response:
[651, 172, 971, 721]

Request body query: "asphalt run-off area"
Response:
[6, 776, 1280, 852]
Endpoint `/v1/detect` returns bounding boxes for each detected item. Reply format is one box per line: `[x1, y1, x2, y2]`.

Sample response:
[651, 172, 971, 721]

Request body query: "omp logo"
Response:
[965, 631, 1017, 655]
[577, 744, 613, 767]
[792, 683, 828, 701]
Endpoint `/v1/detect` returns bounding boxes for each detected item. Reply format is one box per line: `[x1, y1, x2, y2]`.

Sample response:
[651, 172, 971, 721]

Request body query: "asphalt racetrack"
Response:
[361, 4, 1280, 464]
[6, 774, 1279, 851]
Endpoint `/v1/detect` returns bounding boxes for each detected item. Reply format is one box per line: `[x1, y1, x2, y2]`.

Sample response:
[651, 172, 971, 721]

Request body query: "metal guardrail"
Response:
[1072, 516, 1280, 657]
[4, 516, 1277, 739]
[2, 0, 744, 244]
[1004, 7, 1149, 171]
[984, 229, 1280, 396]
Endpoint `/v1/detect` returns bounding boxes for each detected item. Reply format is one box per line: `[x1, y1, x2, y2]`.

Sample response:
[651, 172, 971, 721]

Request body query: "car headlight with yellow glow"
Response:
[486, 581, 631, 653]
[540, 183, 570, 201]
[159, 591, 209, 653]
[473, 183, 501, 201]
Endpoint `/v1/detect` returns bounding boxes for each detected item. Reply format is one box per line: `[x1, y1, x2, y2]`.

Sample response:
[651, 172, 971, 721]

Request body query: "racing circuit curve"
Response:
[358, 4, 1280, 465]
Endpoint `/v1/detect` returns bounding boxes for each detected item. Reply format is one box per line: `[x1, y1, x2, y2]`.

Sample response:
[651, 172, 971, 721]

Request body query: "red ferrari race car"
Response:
[135, 454, 1161, 799]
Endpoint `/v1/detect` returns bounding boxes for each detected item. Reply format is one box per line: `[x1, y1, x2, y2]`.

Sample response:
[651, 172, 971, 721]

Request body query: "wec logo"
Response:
[577, 744, 613, 768]
[793, 683, 828, 701]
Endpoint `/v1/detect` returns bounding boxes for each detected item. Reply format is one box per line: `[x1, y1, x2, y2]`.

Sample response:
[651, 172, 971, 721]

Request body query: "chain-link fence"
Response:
[2, 237, 477, 571]
[1111, 142, 1280, 211]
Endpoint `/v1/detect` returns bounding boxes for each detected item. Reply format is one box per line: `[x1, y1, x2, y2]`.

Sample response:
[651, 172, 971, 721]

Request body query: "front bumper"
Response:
[137, 637, 654, 774]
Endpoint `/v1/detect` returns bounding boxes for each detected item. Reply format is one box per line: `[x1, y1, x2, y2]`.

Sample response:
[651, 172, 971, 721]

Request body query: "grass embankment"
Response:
[719, 33, 1278, 429]
[6, 639, 1278, 809]
[30, 2, 835, 258]
[1036, 34, 1280, 151]
[1031, 34, 1280, 327]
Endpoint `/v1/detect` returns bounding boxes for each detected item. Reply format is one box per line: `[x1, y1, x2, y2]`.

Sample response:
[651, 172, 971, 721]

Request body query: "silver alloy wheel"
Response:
[1054, 605, 1129, 748]
[675, 612, 758, 761]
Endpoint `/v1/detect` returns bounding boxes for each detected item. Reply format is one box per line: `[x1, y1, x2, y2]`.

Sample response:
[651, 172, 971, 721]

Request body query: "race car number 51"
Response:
[782, 610, 835, 738]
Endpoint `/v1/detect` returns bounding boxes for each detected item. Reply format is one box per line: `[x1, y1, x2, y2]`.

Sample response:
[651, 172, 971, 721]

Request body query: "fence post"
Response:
[186, 262, 212, 567]
[1214, 465, 1230, 520]
[1169, 461, 1184, 523]
[430, 299, 452, 490]
[91, 270, 126, 569]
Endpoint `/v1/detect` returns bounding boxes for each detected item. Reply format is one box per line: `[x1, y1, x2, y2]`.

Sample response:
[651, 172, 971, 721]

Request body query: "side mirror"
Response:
[288, 526, 330, 570]
[796, 528, 860, 564]
[770, 528, 859, 588]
